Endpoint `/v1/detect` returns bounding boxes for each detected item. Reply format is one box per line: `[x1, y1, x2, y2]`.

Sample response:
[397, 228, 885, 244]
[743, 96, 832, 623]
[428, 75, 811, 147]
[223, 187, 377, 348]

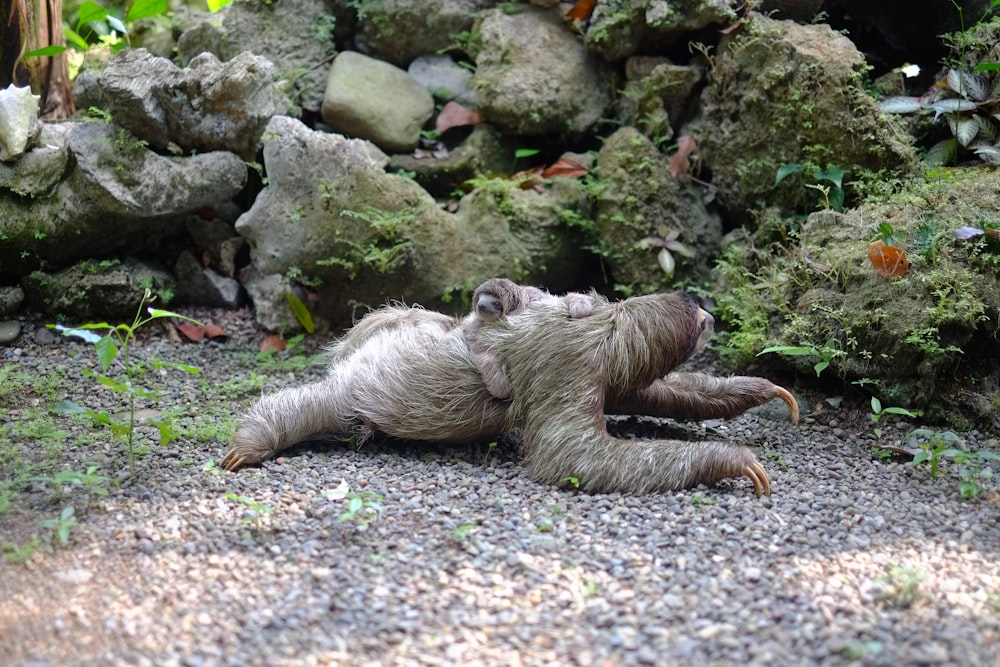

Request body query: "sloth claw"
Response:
[744, 461, 771, 497]
[774, 386, 800, 426]
[220, 449, 247, 471]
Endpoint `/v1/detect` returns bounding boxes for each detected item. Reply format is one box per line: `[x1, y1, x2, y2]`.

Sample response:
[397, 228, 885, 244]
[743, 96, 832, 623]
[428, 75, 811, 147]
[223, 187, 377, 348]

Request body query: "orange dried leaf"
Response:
[177, 323, 206, 342]
[669, 135, 696, 178]
[204, 323, 228, 339]
[542, 157, 589, 179]
[435, 101, 487, 134]
[565, 0, 597, 22]
[260, 334, 288, 353]
[868, 240, 908, 279]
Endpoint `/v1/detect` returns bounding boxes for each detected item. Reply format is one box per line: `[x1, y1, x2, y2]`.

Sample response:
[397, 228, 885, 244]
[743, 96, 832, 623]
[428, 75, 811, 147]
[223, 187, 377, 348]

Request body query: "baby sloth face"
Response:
[694, 308, 714, 355]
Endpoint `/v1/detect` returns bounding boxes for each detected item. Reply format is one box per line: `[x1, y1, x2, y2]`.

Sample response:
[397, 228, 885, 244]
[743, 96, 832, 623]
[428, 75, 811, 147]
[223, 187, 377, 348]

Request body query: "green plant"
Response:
[50, 289, 201, 482]
[338, 490, 384, 529]
[757, 337, 845, 377]
[40, 505, 78, 546]
[690, 494, 717, 505]
[869, 397, 921, 438]
[874, 566, 927, 609]
[561, 476, 581, 490]
[34, 466, 111, 504]
[2, 539, 40, 565]
[909, 430, 998, 498]
[775, 164, 845, 211]
[225, 492, 273, 531]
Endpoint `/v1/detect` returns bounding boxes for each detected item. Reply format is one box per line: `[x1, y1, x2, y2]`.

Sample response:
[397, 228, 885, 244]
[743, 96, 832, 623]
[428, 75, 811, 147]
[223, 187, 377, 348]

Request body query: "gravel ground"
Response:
[1, 306, 998, 667]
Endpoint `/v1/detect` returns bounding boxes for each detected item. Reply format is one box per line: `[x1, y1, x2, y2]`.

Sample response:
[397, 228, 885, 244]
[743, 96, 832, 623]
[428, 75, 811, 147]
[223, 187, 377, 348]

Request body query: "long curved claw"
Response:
[744, 461, 771, 497]
[219, 449, 246, 472]
[774, 386, 800, 426]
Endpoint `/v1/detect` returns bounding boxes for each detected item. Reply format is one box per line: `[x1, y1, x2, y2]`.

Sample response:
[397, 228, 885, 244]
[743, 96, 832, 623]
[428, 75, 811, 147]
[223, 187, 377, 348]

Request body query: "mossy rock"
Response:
[713, 168, 1000, 427]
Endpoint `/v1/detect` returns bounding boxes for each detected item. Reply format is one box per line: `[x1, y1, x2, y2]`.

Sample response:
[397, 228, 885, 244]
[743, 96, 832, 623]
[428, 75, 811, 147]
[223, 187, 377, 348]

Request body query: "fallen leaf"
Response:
[177, 323, 206, 342]
[513, 167, 545, 192]
[565, 0, 596, 23]
[542, 157, 588, 179]
[204, 323, 228, 339]
[669, 135, 696, 178]
[435, 101, 486, 134]
[260, 334, 288, 353]
[868, 240, 908, 279]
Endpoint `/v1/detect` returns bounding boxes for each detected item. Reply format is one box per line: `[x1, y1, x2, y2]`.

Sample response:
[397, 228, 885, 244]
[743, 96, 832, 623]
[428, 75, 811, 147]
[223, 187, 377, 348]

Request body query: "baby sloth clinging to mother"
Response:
[222, 278, 798, 496]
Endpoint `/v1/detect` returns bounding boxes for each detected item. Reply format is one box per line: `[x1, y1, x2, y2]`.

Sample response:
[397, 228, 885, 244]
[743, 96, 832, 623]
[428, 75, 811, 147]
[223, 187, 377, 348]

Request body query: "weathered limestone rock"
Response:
[0, 85, 42, 162]
[321, 51, 435, 153]
[0, 121, 247, 283]
[236, 116, 589, 329]
[21, 258, 176, 319]
[475, 7, 613, 136]
[354, 0, 486, 66]
[173, 251, 244, 309]
[698, 14, 918, 221]
[595, 128, 722, 288]
[96, 49, 287, 160]
[175, 0, 335, 113]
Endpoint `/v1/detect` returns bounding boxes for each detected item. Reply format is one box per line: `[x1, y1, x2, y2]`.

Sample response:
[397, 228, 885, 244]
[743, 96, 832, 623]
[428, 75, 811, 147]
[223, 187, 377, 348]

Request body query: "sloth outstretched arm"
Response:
[608, 372, 800, 425]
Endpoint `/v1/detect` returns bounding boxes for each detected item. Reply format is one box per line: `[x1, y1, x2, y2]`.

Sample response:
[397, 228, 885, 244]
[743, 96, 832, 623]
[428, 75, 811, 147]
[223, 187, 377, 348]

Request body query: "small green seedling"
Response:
[51, 289, 201, 482]
[561, 476, 581, 490]
[757, 337, 844, 377]
[224, 492, 273, 532]
[874, 566, 927, 609]
[40, 506, 78, 546]
[870, 397, 921, 439]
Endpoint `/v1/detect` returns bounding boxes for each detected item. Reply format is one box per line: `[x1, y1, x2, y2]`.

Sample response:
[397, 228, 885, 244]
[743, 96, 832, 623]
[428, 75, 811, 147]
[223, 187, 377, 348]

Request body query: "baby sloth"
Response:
[222, 279, 798, 496]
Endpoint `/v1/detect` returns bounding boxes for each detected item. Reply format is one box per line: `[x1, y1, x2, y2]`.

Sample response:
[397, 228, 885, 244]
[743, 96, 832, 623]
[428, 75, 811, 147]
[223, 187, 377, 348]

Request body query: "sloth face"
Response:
[693, 308, 715, 354]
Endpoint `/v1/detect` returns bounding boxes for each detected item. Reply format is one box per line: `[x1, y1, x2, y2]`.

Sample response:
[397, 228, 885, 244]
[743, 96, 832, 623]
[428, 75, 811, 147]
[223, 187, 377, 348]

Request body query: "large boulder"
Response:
[0, 121, 247, 284]
[595, 128, 722, 289]
[321, 51, 435, 154]
[698, 14, 918, 222]
[95, 49, 287, 160]
[354, 0, 488, 66]
[235, 116, 590, 329]
[175, 0, 336, 113]
[474, 6, 613, 137]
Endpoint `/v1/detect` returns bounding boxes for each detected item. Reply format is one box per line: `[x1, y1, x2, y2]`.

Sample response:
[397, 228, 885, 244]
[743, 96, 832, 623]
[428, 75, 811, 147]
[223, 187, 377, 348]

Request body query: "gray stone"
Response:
[698, 14, 918, 222]
[0, 320, 21, 343]
[0, 124, 70, 197]
[239, 267, 301, 333]
[0, 120, 247, 283]
[96, 49, 287, 160]
[407, 55, 476, 105]
[0, 286, 24, 317]
[475, 7, 612, 137]
[173, 251, 245, 309]
[321, 52, 435, 154]
[175, 0, 335, 113]
[594, 128, 722, 288]
[236, 116, 589, 327]
[20, 258, 177, 320]
[0, 85, 42, 162]
[354, 0, 486, 66]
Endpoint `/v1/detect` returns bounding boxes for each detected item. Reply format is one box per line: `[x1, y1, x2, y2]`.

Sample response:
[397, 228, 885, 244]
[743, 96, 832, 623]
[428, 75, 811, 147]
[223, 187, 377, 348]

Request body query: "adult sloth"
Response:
[222, 280, 797, 496]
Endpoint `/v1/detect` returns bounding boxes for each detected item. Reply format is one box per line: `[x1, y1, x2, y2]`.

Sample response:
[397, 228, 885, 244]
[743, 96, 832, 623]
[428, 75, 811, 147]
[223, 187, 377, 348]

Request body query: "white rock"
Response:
[0, 84, 41, 162]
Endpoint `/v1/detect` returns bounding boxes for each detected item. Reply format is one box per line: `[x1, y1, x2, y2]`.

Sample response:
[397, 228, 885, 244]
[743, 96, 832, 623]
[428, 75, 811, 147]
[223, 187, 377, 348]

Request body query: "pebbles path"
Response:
[1, 308, 998, 666]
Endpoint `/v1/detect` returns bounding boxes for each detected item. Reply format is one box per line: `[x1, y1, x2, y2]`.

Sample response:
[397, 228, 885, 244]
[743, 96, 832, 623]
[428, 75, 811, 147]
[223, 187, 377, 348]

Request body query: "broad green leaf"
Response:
[149, 359, 201, 375]
[814, 360, 829, 376]
[206, 0, 233, 11]
[912, 451, 931, 465]
[923, 138, 958, 167]
[973, 62, 1000, 72]
[146, 307, 202, 325]
[871, 396, 882, 414]
[285, 293, 315, 334]
[883, 406, 918, 417]
[514, 148, 540, 159]
[77, 1, 108, 27]
[774, 163, 803, 185]
[813, 166, 843, 190]
[950, 116, 979, 146]
[63, 27, 89, 49]
[757, 345, 816, 356]
[126, 0, 169, 22]
[22, 45, 67, 58]
[95, 334, 118, 372]
[829, 186, 845, 212]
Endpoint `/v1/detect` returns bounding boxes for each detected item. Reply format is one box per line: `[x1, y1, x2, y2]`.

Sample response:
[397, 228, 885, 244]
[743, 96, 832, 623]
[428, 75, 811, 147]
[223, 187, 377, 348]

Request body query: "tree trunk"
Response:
[0, 0, 75, 119]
